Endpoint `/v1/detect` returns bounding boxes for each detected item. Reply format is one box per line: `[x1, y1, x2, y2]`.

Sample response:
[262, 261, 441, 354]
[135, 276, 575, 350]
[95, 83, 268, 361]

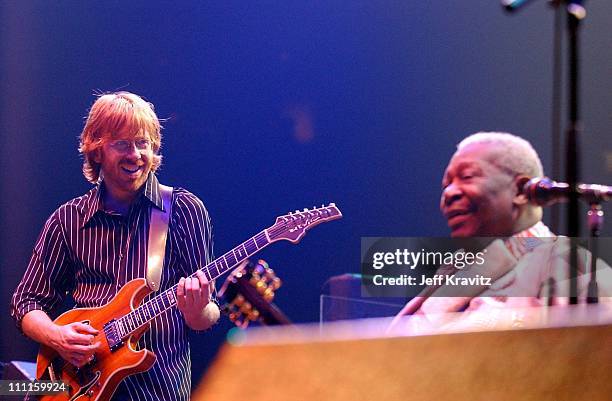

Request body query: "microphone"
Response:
[523, 177, 612, 206]
[502, 0, 587, 19]
[501, 0, 538, 12]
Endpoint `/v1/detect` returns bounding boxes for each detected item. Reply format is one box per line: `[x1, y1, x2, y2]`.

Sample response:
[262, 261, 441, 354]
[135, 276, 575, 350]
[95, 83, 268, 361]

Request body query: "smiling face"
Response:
[440, 143, 520, 238]
[79, 92, 163, 184]
[95, 131, 154, 203]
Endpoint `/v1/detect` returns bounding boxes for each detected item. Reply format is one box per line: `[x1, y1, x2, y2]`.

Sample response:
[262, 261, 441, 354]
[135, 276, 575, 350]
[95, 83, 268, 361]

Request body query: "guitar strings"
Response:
[118, 206, 330, 336]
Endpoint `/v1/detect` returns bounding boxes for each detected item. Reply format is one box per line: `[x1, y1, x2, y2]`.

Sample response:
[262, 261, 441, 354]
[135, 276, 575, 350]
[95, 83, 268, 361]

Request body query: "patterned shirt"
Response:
[11, 173, 213, 401]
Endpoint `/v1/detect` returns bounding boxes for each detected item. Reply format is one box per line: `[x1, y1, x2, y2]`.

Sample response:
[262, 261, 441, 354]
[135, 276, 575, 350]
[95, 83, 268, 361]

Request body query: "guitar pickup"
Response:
[103, 319, 123, 352]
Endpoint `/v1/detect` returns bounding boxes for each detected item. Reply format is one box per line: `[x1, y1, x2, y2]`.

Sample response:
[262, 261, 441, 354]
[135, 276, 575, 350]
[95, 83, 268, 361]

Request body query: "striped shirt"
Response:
[11, 173, 213, 401]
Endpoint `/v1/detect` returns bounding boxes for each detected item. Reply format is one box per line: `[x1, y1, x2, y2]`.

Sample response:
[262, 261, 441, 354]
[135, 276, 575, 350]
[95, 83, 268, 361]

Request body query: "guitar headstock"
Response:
[219, 259, 289, 328]
[268, 203, 342, 243]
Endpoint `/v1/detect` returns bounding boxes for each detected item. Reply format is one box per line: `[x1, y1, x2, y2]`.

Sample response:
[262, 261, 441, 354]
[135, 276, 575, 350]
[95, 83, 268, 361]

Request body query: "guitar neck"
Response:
[116, 228, 274, 338]
[112, 203, 341, 339]
[198, 228, 272, 282]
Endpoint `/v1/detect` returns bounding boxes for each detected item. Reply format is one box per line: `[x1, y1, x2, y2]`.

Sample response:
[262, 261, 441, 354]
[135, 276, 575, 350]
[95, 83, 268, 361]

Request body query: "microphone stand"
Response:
[586, 203, 602, 303]
[565, 1, 585, 304]
[503, 0, 588, 304]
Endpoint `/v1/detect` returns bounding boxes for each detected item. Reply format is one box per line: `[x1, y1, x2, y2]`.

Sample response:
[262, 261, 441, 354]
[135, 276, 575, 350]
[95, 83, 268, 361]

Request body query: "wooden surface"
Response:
[193, 323, 612, 401]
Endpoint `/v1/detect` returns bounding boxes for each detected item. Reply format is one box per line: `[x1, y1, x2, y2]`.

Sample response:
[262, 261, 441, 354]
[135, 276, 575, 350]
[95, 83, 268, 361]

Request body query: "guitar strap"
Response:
[147, 184, 174, 291]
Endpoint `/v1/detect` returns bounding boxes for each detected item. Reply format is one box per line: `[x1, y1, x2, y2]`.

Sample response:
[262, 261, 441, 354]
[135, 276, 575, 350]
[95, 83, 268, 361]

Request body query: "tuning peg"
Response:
[247, 309, 260, 321]
[271, 277, 282, 289]
[233, 294, 245, 307]
[256, 280, 267, 294]
[263, 288, 274, 302]
[253, 265, 264, 276]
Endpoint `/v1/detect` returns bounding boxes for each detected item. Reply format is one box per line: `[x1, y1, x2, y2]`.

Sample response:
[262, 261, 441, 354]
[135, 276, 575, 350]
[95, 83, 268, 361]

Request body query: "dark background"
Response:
[2, 0, 611, 385]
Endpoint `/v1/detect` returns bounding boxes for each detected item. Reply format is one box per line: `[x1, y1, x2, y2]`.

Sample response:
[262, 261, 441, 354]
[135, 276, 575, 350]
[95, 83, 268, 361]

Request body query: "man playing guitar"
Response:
[11, 91, 220, 401]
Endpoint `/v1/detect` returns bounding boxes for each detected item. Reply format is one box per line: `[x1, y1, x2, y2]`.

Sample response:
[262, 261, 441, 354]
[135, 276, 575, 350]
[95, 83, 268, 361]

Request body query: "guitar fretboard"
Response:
[109, 204, 338, 339]
[114, 228, 273, 338]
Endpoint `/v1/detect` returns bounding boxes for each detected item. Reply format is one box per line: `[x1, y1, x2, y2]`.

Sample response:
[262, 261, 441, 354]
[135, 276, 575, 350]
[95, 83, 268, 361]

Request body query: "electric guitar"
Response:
[36, 204, 342, 401]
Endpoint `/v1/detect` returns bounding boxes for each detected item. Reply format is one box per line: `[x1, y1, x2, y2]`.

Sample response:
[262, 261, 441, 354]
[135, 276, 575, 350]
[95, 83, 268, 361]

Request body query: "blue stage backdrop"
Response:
[2, 0, 611, 382]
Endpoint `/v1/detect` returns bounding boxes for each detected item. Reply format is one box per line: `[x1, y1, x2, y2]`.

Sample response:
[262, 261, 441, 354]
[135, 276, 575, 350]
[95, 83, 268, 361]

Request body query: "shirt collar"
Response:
[81, 185, 103, 227]
[81, 173, 164, 227]
[143, 173, 165, 211]
[505, 221, 556, 258]
[513, 221, 555, 238]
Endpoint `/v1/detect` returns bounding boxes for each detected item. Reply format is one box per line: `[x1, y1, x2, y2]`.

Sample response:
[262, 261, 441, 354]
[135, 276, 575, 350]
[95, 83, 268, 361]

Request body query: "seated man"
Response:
[390, 132, 612, 332]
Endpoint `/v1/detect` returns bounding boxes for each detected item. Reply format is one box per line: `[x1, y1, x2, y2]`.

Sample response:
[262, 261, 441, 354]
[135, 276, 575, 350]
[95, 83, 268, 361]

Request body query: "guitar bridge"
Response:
[103, 319, 123, 351]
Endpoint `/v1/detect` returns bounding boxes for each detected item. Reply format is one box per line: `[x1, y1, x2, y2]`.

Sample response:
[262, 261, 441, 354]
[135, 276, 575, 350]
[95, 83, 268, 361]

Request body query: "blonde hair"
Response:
[79, 91, 163, 183]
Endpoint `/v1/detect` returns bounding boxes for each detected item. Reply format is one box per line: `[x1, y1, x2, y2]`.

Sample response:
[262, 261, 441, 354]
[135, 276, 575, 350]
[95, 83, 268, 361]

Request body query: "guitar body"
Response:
[37, 279, 157, 401]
